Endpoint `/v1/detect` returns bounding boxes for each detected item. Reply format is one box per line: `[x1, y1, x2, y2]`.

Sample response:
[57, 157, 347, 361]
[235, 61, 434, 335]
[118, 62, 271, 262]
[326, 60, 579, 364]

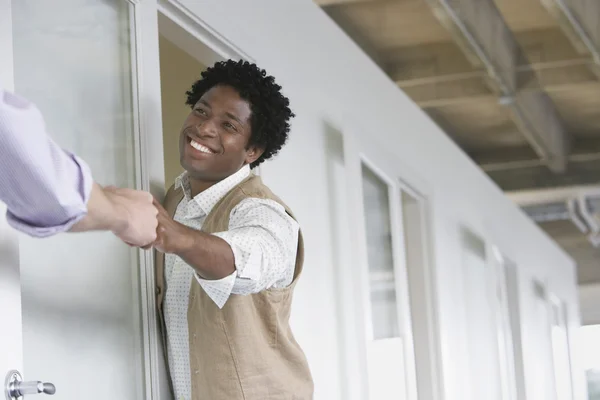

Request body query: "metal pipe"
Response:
[507, 185, 600, 206]
[511, 186, 600, 247]
[567, 198, 589, 233]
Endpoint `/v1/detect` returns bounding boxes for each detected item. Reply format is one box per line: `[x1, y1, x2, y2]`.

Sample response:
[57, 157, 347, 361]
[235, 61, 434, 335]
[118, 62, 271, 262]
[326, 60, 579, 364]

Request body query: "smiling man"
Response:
[153, 60, 313, 400]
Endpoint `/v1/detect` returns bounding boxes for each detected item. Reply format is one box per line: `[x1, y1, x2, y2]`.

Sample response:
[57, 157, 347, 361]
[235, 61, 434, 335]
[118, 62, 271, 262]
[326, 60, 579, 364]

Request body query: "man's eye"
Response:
[224, 122, 237, 131]
[194, 108, 207, 116]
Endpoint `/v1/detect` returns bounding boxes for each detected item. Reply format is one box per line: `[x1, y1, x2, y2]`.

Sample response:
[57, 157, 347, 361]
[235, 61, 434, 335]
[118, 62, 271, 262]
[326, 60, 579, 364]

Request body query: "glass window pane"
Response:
[361, 165, 399, 339]
[12, 1, 143, 399]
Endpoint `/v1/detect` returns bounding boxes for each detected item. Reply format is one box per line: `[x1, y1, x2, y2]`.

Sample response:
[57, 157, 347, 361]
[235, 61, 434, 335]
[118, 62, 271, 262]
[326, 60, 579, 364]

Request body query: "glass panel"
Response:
[361, 165, 399, 340]
[580, 325, 600, 400]
[12, 1, 143, 399]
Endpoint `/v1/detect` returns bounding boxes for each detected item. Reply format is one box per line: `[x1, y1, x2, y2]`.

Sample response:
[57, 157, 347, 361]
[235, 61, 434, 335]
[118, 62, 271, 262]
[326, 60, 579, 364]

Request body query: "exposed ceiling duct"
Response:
[509, 186, 600, 247]
[424, 0, 570, 173]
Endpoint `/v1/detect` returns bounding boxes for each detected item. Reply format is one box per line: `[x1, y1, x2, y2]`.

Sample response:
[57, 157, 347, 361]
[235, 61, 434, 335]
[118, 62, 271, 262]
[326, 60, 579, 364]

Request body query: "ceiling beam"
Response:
[539, 0, 600, 76]
[423, 0, 570, 173]
[471, 138, 600, 172]
[396, 58, 596, 108]
[386, 28, 589, 83]
[487, 158, 600, 192]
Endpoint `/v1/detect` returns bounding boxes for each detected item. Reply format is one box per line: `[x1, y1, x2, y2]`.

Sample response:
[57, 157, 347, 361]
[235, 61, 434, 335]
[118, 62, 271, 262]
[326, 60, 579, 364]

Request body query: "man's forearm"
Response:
[175, 227, 236, 280]
[69, 183, 126, 233]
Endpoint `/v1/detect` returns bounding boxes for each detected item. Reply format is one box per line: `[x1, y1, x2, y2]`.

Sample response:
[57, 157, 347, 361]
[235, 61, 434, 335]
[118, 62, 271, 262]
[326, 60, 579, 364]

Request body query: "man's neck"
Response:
[189, 178, 218, 198]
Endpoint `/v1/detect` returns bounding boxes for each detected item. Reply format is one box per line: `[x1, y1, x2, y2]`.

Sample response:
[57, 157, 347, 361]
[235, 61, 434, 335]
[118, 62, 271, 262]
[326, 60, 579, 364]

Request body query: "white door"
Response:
[0, 1, 165, 399]
[342, 128, 421, 400]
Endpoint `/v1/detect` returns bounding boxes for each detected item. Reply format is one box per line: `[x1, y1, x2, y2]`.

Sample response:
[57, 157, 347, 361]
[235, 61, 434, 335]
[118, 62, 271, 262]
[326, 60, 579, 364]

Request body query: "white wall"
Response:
[172, 1, 584, 399]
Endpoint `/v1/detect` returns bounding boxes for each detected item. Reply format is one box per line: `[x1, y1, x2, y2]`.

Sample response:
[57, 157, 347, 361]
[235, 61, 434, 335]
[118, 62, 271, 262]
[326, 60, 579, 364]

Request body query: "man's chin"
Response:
[184, 167, 215, 181]
[181, 158, 209, 174]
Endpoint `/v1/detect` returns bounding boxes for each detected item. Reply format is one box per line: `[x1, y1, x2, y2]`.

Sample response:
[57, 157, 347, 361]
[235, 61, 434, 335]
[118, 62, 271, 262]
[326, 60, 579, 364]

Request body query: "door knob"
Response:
[5, 370, 55, 400]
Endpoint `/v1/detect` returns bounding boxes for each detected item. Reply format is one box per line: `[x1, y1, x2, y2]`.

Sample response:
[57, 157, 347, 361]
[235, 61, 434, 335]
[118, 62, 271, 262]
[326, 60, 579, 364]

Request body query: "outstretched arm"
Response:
[0, 89, 158, 246]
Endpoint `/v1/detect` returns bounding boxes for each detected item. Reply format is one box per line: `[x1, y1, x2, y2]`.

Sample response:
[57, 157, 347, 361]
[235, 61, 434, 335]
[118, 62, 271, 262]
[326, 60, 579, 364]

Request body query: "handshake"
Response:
[77, 184, 168, 249]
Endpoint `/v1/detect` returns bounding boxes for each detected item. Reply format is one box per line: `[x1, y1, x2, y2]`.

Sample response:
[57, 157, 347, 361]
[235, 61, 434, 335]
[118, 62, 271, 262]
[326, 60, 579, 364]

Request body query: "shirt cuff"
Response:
[195, 271, 236, 309]
[72, 152, 94, 206]
[6, 211, 87, 238]
[5, 153, 93, 238]
[212, 230, 263, 281]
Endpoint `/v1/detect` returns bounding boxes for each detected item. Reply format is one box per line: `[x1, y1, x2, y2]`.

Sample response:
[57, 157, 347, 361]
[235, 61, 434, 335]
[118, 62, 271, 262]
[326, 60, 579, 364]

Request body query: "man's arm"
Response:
[0, 89, 158, 246]
[153, 197, 299, 309]
[177, 233, 235, 280]
[152, 198, 235, 280]
[194, 199, 299, 308]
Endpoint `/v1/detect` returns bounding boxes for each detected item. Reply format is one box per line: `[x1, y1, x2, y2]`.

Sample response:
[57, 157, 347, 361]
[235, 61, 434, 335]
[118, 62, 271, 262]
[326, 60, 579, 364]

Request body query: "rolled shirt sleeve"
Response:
[0, 89, 93, 237]
[195, 198, 299, 308]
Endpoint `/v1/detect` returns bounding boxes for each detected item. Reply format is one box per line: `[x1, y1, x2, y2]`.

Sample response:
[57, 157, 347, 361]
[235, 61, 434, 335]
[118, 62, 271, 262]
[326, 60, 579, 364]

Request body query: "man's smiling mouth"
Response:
[189, 139, 215, 154]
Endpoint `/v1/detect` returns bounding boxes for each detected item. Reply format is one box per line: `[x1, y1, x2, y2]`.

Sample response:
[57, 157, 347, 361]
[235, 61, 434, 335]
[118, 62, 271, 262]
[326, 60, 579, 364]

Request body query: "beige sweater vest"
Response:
[155, 174, 314, 400]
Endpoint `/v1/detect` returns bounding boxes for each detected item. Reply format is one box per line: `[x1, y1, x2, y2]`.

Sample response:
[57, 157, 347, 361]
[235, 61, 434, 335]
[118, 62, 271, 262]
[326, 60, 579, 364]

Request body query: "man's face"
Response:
[179, 85, 263, 182]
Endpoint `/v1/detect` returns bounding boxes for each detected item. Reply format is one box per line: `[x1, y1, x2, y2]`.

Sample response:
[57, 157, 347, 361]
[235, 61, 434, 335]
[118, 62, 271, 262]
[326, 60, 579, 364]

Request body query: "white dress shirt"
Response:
[163, 164, 299, 400]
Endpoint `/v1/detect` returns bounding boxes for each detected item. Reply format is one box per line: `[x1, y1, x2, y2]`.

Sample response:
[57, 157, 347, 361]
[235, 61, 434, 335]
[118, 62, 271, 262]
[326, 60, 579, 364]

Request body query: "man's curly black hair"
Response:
[185, 59, 294, 169]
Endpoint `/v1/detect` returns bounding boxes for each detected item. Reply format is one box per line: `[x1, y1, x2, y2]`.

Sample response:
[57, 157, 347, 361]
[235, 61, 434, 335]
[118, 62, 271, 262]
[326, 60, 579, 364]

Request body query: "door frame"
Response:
[157, 0, 253, 63]
[142, 1, 255, 398]
[399, 181, 446, 400]
[487, 246, 522, 400]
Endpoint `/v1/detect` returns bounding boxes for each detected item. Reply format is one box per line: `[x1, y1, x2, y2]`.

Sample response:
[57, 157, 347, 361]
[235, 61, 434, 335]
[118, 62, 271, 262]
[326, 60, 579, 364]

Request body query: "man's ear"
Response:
[245, 146, 265, 165]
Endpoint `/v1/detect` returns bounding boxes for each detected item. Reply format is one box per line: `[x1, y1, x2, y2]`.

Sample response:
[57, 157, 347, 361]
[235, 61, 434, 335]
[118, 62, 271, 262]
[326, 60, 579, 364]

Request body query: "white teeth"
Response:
[190, 140, 214, 154]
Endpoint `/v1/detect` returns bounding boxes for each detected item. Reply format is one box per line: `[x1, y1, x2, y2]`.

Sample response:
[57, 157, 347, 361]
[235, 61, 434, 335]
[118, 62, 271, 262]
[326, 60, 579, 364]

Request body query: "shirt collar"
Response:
[174, 164, 251, 217]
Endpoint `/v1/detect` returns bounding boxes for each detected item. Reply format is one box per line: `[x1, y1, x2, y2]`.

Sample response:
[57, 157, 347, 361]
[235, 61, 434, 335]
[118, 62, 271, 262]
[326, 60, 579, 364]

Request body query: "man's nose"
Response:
[195, 119, 218, 138]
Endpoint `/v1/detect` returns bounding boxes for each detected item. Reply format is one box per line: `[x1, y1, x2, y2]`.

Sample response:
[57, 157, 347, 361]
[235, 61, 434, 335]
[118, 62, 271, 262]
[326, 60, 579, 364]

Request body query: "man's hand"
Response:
[151, 199, 235, 280]
[71, 183, 158, 247]
[104, 187, 159, 247]
[152, 199, 193, 254]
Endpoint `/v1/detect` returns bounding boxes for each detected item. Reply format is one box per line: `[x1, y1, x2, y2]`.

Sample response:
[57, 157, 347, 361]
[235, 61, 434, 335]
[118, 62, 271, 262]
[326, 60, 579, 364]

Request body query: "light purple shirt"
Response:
[0, 89, 93, 237]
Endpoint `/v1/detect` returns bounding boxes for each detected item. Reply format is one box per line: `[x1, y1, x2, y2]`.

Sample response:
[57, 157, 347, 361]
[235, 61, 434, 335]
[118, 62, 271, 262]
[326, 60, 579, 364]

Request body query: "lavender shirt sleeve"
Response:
[0, 89, 93, 237]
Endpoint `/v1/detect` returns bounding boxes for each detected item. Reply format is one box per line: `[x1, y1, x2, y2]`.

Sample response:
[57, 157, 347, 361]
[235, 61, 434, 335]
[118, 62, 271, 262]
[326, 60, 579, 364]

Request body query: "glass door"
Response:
[1, 1, 165, 399]
[361, 162, 409, 400]
[343, 129, 420, 400]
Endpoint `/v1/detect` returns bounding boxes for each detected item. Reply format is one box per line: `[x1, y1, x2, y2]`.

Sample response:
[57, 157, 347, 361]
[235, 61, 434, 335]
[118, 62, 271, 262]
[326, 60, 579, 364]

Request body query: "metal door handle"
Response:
[5, 370, 55, 400]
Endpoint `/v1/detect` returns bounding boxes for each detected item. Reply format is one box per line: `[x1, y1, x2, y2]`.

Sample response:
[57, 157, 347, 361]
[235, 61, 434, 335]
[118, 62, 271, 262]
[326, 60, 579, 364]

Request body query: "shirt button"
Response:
[155, 287, 161, 295]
